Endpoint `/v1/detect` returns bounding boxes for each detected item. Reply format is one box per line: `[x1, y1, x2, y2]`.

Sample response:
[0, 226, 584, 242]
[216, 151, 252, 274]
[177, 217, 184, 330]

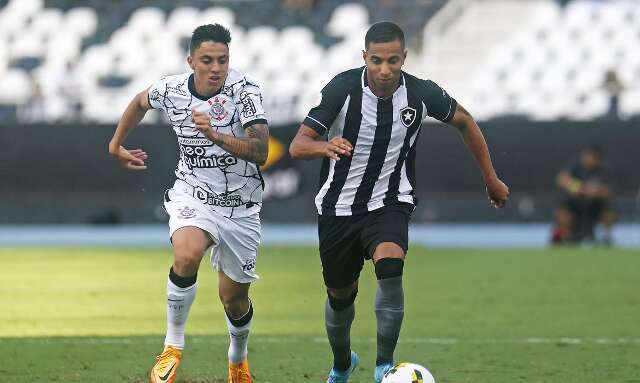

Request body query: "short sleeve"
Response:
[147, 77, 168, 111]
[235, 79, 268, 129]
[303, 74, 349, 135]
[420, 79, 457, 123]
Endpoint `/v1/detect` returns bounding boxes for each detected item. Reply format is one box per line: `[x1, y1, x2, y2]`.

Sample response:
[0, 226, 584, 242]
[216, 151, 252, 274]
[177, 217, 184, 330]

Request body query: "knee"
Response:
[173, 242, 206, 272]
[373, 242, 405, 260]
[327, 281, 358, 300]
[220, 290, 249, 316]
[327, 288, 358, 311]
[374, 258, 404, 280]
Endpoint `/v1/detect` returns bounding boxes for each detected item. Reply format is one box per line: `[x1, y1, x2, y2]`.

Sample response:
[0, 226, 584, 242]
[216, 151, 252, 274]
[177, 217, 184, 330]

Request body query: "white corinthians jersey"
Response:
[148, 68, 267, 218]
[304, 67, 457, 216]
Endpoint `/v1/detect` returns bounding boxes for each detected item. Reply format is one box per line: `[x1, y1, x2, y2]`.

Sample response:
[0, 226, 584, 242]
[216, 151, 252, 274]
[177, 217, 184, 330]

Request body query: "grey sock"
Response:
[325, 298, 355, 371]
[375, 276, 404, 365]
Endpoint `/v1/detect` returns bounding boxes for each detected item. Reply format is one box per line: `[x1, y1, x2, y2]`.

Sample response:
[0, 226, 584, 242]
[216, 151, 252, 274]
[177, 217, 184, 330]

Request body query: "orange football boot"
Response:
[150, 345, 182, 383]
[228, 359, 252, 383]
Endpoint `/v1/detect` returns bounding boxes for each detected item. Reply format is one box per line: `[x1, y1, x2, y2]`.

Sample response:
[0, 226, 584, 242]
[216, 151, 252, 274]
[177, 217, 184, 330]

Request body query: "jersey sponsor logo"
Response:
[239, 91, 257, 118]
[177, 137, 213, 146]
[242, 258, 256, 271]
[193, 186, 245, 207]
[178, 206, 196, 219]
[178, 136, 238, 169]
[400, 106, 417, 127]
[181, 149, 238, 169]
[208, 95, 233, 124]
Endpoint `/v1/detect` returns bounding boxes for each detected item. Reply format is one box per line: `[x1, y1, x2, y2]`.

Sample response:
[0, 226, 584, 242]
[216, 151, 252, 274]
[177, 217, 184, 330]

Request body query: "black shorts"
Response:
[318, 203, 413, 288]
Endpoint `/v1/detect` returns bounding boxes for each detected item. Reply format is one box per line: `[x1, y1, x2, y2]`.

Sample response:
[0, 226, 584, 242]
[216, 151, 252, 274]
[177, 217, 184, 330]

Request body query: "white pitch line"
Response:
[2, 337, 639, 345]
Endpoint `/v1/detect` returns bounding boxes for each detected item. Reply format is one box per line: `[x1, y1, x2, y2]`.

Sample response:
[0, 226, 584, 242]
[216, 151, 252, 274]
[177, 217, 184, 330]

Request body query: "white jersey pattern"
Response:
[148, 68, 268, 218]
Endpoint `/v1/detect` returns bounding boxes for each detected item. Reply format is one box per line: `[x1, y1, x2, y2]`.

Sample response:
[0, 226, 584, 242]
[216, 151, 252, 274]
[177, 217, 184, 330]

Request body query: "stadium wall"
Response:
[1, 120, 638, 223]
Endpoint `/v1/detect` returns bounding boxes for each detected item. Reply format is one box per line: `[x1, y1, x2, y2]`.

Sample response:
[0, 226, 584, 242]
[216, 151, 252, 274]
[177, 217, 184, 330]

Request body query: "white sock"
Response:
[225, 304, 253, 363]
[164, 278, 197, 349]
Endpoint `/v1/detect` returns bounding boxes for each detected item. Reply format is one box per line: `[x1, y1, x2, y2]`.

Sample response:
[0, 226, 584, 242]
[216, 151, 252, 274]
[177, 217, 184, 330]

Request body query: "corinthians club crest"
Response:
[208, 95, 233, 125]
[399, 106, 417, 128]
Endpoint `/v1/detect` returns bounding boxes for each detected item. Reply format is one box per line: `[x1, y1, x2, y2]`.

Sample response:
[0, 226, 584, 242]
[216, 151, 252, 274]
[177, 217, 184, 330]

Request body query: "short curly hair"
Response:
[190, 24, 231, 53]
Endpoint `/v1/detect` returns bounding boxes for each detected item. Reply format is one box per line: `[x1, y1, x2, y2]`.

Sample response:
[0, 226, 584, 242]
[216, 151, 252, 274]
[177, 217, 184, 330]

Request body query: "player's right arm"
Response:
[289, 72, 353, 160]
[289, 125, 352, 161]
[108, 88, 153, 170]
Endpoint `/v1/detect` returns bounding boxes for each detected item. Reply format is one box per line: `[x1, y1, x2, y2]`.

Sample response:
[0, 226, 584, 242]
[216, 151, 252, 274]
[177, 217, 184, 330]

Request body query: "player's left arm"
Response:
[192, 111, 269, 166]
[449, 103, 510, 208]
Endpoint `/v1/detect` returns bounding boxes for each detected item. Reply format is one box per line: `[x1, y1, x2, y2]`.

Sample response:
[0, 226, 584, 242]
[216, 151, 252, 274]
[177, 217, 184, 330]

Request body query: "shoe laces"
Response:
[155, 347, 179, 372]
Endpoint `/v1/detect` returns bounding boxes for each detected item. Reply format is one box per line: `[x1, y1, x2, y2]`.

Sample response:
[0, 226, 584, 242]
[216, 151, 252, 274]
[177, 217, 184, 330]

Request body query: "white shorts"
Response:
[163, 187, 261, 283]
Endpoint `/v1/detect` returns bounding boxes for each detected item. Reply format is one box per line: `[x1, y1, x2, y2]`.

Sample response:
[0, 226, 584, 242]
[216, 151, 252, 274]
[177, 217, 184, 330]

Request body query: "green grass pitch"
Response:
[1, 246, 639, 382]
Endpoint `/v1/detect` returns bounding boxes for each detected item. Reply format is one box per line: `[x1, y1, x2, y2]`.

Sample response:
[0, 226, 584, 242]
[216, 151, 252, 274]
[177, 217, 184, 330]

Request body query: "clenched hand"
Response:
[486, 177, 510, 208]
[323, 137, 353, 161]
[192, 109, 217, 142]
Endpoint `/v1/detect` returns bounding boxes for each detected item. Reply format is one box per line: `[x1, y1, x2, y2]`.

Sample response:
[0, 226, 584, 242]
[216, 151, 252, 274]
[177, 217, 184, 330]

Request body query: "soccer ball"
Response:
[381, 362, 435, 383]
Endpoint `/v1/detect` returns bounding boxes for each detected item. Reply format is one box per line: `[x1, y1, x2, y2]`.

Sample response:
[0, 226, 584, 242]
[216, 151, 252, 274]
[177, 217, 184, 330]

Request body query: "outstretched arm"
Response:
[448, 103, 510, 208]
[108, 88, 152, 170]
[193, 110, 269, 166]
[289, 125, 352, 161]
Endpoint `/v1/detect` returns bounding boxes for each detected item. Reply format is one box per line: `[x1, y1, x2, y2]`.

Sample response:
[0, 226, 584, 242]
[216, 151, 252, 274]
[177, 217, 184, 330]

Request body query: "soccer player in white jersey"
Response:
[289, 22, 510, 383]
[108, 24, 268, 383]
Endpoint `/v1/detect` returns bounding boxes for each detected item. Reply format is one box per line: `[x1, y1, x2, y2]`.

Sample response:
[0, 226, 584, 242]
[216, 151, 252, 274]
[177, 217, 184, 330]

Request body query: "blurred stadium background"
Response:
[0, 0, 638, 247]
[1, 1, 640, 382]
[0, 0, 640, 245]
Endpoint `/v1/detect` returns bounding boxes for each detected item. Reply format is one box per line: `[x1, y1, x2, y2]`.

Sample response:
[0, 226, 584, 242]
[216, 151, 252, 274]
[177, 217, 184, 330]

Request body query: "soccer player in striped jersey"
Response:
[289, 21, 509, 383]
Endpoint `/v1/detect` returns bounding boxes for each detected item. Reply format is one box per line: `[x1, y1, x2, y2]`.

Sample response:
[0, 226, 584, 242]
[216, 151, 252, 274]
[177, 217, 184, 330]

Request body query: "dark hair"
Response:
[190, 24, 231, 53]
[365, 21, 405, 49]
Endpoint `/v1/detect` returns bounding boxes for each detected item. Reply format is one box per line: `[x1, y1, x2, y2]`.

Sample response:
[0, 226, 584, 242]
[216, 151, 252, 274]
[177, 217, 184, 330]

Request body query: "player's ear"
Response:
[362, 49, 367, 63]
[403, 49, 407, 61]
[187, 55, 195, 70]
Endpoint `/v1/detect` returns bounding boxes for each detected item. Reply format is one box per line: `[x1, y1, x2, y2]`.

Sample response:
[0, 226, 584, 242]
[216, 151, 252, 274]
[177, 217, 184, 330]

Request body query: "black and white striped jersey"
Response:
[148, 68, 267, 218]
[303, 66, 457, 216]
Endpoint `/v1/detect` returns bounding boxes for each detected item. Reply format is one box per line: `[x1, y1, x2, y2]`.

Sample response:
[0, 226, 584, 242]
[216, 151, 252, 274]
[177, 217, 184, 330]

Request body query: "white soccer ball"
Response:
[381, 362, 436, 383]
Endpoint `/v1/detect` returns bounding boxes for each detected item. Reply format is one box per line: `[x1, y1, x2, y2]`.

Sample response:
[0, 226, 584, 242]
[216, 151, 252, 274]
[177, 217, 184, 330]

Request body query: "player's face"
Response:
[363, 39, 406, 96]
[188, 41, 229, 96]
[581, 149, 600, 170]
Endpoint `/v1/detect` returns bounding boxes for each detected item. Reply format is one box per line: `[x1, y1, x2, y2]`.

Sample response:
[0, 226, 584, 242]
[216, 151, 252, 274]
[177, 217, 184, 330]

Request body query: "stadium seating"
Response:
[459, 0, 640, 121]
[0, 0, 637, 124]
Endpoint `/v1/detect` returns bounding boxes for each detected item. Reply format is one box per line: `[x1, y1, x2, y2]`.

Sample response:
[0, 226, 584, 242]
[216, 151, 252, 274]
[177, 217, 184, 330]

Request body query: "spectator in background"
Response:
[551, 144, 615, 245]
[603, 69, 623, 121]
[18, 78, 47, 123]
[281, 0, 316, 12]
[57, 60, 83, 122]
